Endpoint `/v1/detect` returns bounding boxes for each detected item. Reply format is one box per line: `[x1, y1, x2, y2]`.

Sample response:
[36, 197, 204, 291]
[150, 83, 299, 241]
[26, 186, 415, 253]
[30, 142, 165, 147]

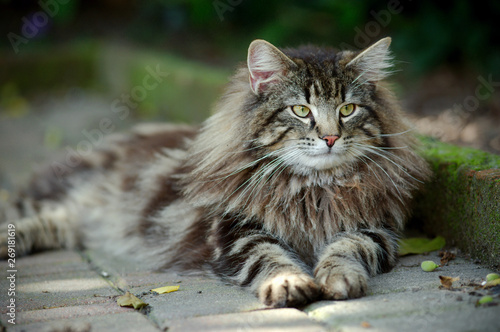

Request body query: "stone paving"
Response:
[1, 248, 498, 332]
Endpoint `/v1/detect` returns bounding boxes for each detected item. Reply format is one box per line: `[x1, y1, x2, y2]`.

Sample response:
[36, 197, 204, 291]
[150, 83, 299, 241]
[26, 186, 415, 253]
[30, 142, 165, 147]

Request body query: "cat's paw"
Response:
[258, 273, 320, 308]
[315, 266, 368, 300]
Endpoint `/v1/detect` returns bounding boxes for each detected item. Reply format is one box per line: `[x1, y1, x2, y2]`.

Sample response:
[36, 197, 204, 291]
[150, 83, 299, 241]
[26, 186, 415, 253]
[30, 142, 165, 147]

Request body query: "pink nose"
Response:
[322, 135, 340, 148]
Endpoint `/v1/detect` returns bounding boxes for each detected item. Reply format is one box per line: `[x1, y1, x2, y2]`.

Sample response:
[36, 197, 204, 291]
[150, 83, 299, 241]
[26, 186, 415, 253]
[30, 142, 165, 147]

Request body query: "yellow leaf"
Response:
[151, 285, 180, 294]
[117, 292, 148, 309]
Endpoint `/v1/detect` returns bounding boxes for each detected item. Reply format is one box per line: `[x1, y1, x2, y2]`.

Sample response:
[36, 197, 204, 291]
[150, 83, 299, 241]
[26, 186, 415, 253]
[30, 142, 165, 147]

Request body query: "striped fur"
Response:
[0, 38, 430, 307]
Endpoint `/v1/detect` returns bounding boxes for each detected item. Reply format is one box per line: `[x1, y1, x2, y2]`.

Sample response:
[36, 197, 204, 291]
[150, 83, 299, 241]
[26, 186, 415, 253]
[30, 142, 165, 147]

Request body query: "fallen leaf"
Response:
[486, 273, 500, 282]
[439, 276, 460, 289]
[117, 292, 148, 309]
[483, 278, 500, 288]
[398, 236, 446, 256]
[477, 295, 493, 305]
[439, 250, 456, 265]
[360, 321, 371, 328]
[151, 285, 180, 294]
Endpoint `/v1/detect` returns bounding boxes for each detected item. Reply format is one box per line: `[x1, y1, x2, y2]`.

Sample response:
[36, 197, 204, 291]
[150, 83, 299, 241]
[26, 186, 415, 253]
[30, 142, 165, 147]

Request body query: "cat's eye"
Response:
[292, 105, 311, 118]
[339, 104, 356, 117]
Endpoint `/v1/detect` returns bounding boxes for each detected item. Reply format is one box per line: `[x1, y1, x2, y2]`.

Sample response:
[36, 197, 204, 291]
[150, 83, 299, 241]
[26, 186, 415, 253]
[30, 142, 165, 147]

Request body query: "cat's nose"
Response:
[321, 135, 340, 148]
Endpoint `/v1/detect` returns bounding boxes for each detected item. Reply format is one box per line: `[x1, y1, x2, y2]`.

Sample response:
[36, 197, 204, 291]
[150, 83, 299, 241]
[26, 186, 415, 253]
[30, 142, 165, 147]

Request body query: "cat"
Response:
[0, 37, 430, 308]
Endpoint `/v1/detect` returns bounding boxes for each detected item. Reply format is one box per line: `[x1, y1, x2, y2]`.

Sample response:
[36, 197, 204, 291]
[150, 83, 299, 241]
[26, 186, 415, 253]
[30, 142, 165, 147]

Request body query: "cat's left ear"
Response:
[346, 37, 393, 82]
[247, 40, 295, 94]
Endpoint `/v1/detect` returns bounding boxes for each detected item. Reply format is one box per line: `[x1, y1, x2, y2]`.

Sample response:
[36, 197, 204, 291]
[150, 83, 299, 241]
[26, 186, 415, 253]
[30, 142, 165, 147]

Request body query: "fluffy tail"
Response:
[1, 123, 198, 260]
[0, 188, 79, 259]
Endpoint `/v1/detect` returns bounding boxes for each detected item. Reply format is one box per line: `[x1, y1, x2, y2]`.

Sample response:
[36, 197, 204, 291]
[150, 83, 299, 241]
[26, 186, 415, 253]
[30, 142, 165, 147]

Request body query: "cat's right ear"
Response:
[247, 40, 295, 94]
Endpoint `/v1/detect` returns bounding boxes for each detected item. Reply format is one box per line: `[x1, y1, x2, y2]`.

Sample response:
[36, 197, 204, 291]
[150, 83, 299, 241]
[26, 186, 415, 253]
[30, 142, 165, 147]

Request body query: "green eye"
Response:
[292, 105, 311, 118]
[340, 104, 356, 117]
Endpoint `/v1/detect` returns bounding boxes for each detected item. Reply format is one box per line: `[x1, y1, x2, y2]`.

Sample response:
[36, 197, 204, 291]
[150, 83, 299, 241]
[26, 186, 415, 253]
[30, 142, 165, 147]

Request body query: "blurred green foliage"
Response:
[1, 0, 498, 76]
[123, 50, 230, 121]
[0, 0, 498, 122]
[127, 0, 500, 76]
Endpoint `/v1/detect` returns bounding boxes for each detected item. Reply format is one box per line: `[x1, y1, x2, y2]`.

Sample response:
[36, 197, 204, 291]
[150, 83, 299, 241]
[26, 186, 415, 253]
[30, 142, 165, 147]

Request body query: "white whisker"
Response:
[349, 146, 405, 204]
[352, 143, 422, 184]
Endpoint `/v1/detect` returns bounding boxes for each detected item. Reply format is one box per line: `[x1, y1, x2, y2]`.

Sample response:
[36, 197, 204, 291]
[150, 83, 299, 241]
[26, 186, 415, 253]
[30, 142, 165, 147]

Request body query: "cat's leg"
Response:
[314, 228, 398, 300]
[210, 218, 320, 308]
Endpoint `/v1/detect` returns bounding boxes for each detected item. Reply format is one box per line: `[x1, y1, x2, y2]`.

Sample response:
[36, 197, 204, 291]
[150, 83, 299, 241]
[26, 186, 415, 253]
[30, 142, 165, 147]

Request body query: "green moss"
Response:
[412, 137, 500, 269]
[419, 136, 500, 171]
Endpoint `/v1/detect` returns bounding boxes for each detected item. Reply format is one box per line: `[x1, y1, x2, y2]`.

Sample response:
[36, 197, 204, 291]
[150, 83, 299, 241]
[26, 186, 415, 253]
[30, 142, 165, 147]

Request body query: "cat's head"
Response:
[235, 37, 407, 175]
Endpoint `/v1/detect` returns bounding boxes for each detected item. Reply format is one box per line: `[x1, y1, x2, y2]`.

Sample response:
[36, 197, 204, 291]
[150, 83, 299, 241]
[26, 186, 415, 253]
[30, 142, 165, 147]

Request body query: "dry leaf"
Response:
[361, 321, 372, 328]
[439, 276, 460, 289]
[117, 292, 148, 309]
[439, 250, 456, 266]
[151, 285, 180, 294]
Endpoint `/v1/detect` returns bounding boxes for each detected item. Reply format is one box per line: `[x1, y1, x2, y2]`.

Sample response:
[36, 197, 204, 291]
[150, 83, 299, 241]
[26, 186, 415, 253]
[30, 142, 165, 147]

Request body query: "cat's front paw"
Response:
[315, 265, 368, 300]
[258, 273, 320, 308]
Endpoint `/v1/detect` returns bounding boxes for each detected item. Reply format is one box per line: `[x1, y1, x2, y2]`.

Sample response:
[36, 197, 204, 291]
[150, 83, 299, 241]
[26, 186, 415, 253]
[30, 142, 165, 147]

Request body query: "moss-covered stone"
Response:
[411, 137, 500, 269]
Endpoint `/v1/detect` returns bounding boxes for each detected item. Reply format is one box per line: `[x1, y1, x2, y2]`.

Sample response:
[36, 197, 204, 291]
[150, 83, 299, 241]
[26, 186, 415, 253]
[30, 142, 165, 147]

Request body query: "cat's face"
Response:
[244, 39, 394, 174]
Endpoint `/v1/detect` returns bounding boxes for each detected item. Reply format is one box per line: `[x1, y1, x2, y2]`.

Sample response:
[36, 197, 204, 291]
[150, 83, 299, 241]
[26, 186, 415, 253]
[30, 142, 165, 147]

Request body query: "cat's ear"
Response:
[346, 37, 393, 82]
[247, 40, 295, 94]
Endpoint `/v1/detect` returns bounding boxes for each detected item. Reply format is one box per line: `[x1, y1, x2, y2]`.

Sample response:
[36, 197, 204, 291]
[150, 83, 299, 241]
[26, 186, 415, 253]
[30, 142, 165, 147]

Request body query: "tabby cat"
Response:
[1, 37, 430, 307]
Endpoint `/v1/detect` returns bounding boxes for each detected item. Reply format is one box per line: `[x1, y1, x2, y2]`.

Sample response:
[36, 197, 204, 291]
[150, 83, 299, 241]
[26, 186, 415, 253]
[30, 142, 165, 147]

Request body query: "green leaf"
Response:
[478, 296, 493, 305]
[398, 236, 446, 256]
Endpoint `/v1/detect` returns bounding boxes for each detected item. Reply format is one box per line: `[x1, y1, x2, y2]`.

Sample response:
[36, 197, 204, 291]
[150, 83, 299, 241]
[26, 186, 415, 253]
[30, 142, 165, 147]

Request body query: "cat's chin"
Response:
[290, 151, 355, 174]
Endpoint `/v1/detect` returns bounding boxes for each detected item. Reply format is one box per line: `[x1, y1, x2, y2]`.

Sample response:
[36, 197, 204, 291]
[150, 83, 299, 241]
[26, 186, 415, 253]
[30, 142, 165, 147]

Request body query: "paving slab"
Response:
[17, 302, 130, 325]
[146, 276, 263, 330]
[9, 311, 159, 332]
[166, 308, 327, 332]
[84, 249, 264, 329]
[1, 251, 119, 314]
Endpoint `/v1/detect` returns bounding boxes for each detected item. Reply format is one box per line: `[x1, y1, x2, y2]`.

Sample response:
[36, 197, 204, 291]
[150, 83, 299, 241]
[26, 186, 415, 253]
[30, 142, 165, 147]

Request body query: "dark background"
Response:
[0, 0, 499, 188]
[2, 0, 499, 73]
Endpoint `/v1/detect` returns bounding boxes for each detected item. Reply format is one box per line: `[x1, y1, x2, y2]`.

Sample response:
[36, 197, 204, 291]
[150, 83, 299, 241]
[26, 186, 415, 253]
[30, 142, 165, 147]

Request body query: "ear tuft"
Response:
[247, 40, 295, 94]
[346, 37, 393, 82]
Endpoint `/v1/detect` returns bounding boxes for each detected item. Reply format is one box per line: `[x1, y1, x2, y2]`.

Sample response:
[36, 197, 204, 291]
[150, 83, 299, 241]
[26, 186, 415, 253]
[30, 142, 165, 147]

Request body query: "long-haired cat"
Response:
[1, 37, 430, 308]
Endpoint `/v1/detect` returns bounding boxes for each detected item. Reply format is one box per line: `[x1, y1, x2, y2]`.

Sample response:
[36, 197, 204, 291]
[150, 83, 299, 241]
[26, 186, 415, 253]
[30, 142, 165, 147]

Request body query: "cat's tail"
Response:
[0, 190, 79, 259]
[0, 129, 137, 260]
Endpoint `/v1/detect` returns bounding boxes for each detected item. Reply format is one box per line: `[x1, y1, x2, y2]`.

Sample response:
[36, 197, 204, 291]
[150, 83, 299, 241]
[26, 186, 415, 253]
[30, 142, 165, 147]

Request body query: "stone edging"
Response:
[411, 137, 500, 269]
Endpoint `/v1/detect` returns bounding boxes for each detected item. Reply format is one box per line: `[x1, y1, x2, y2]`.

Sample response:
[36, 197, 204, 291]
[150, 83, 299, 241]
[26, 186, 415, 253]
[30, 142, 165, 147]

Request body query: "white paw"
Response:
[315, 265, 368, 300]
[258, 273, 320, 308]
